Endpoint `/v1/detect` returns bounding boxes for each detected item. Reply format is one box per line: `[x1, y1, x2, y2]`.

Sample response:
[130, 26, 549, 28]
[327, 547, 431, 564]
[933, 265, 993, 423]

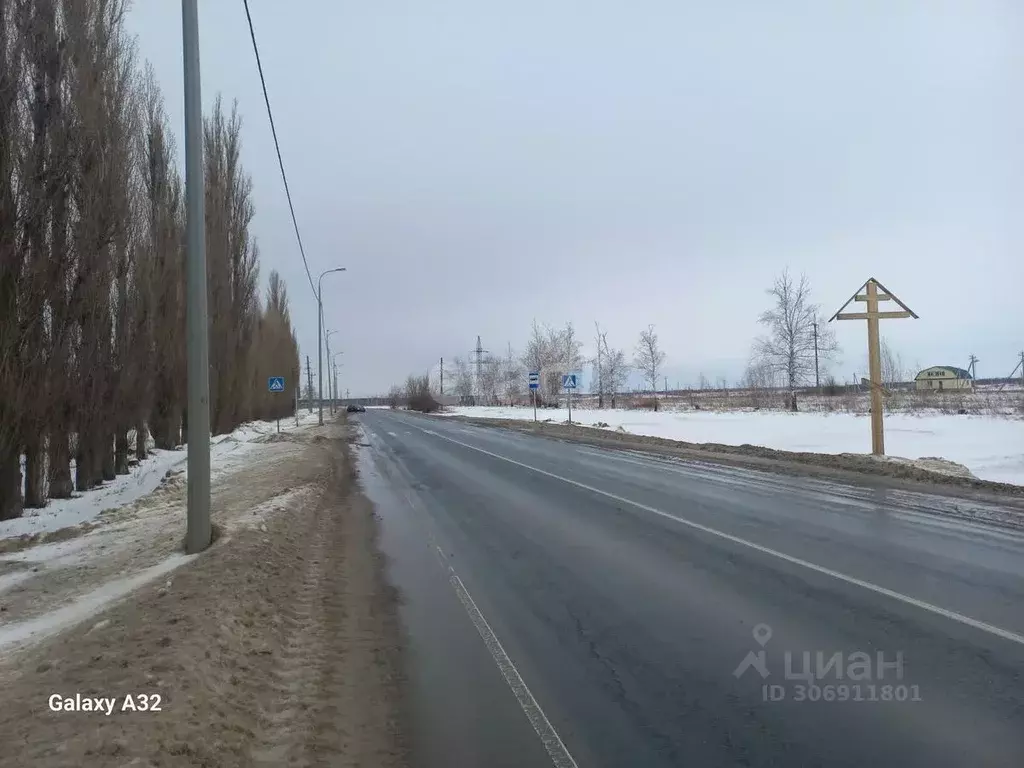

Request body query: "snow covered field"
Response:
[2, 409, 321, 541]
[441, 406, 1024, 487]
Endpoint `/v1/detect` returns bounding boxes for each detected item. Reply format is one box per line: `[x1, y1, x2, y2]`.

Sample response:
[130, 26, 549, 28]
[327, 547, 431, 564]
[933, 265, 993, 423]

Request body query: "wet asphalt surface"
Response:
[355, 409, 1024, 768]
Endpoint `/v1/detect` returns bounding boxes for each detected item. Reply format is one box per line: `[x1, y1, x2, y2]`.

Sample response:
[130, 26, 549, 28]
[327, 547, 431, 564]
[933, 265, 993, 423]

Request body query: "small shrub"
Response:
[408, 392, 441, 413]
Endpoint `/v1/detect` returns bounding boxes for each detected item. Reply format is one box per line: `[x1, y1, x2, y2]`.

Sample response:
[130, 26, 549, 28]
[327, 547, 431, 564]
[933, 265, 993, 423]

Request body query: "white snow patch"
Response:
[1, 449, 185, 540]
[0, 552, 195, 650]
[0, 534, 100, 567]
[228, 486, 315, 533]
[2, 410, 321, 543]
[444, 407, 1024, 487]
[0, 570, 34, 595]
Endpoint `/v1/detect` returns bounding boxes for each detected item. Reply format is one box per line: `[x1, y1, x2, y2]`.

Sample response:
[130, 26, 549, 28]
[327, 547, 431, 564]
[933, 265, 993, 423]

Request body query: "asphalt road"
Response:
[356, 408, 1024, 768]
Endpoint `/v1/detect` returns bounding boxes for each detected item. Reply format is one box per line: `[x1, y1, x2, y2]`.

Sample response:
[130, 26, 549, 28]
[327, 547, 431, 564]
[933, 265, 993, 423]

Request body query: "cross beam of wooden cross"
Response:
[829, 278, 918, 456]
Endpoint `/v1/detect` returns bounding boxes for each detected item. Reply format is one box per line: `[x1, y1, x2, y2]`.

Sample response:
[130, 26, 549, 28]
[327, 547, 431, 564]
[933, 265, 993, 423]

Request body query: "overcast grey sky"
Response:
[128, 1, 1023, 395]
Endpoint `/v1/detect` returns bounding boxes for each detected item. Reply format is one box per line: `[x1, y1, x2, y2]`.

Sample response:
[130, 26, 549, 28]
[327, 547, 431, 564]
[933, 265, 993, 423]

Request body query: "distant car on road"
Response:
[346, 404, 366, 413]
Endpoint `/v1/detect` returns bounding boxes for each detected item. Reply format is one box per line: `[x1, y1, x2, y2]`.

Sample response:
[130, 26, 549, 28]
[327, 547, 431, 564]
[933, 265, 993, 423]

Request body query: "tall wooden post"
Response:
[830, 278, 918, 456]
[864, 280, 884, 454]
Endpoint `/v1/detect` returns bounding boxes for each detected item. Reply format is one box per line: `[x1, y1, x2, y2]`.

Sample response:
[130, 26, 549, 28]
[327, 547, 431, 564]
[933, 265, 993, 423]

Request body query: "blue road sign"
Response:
[268, 376, 285, 393]
[528, 371, 540, 390]
[562, 374, 577, 389]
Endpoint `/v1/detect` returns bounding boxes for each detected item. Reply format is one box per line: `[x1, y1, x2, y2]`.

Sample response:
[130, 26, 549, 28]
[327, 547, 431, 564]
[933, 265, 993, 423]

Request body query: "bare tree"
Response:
[205, 96, 260, 435]
[253, 271, 300, 420]
[742, 358, 780, 408]
[599, 332, 629, 409]
[142, 65, 186, 451]
[521, 320, 582, 403]
[634, 324, 666, 410]
[0, 1, 296, 518]
[0, 0, 28, 518]
[751, 268, 839, 411]
[592, 322, 605, 408]
[879, 336, 905, 387]
[592, 324, 630, 409]
[557, 322, 584, 379]
[450, 356, 474, 400]
[502, 349, 522, 406]
[405, 373, 439, 412]
[387, 385, 403, 409]
[478, 354, 501, 405]
[522, 321, 556, 402]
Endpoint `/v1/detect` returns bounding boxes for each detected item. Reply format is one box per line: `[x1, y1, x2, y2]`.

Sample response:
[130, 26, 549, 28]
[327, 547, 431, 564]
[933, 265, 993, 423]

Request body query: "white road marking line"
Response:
[437, 545, 579, 768]
[369, 419, 577, 766]
[387, 431, 398, 437]
[411, 425, 1024, 648]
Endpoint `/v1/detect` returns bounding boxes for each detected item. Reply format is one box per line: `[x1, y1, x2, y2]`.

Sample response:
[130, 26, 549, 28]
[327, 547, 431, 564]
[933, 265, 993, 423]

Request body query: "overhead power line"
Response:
[241, 0, 318, 301]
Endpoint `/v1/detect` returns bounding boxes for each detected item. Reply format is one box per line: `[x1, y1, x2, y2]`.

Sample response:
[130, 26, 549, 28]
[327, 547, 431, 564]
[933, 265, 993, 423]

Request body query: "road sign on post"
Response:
[529, 371, 540, 422]
[268, 376, 285, 432]
[829, 277, 917, 456]
[562, 374, 577, 425]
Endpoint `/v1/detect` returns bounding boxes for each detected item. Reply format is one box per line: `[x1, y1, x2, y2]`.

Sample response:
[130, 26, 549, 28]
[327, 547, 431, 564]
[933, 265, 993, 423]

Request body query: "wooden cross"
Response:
[829, 278, 918, 456]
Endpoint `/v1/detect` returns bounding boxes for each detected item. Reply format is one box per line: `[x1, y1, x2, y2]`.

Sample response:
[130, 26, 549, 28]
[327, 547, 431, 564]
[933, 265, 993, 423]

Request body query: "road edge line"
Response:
[440, 546, 579, 768]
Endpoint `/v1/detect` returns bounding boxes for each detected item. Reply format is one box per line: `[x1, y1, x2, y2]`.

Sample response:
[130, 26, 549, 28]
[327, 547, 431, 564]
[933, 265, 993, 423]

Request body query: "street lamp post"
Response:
[317, 267, 345, 426]
[332, 352, 343, 412]
[182, 0, 211, 554]
[325, 330, 338, 414]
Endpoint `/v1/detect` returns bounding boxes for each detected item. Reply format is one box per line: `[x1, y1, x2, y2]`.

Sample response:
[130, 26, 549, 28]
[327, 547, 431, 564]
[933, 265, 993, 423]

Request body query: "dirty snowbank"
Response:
[0, 416, 328, 652]
[2, 410, 321, 541]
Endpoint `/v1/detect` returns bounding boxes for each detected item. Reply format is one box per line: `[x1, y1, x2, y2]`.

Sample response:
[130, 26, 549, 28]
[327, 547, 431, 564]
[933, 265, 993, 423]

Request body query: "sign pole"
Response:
[567, 383, 572, 425]
[529, 370, 539, 422]
[268, 376, 286, 435]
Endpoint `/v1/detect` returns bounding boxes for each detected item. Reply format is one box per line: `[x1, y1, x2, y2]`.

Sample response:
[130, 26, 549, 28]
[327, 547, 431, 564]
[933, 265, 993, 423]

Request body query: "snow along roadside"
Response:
[2, 409, 321, 541]
[0, 420, 327, 653]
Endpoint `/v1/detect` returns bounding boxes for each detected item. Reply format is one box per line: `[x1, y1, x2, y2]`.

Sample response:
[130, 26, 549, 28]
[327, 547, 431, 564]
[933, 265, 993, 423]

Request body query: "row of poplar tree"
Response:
[0, 0, 300, 520]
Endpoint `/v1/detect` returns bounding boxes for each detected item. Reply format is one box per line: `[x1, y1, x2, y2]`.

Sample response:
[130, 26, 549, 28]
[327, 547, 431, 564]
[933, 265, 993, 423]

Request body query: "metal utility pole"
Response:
[332, 352, 343, 409]
[465, 336, 489, 404]
[317, 267, 345, 425]
[182, 0, 211, 555]
[324, 329, 337, 415]
[305, 355, 313, 413]
[812, 321, 820, 391]
[473, 336, 489, 402]
[830, 277, 918, 456]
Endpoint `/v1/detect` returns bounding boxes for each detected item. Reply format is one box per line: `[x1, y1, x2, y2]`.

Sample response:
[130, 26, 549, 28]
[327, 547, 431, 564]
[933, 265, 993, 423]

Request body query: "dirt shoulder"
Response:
[443, 415, 1024, 509]
[0, 422, 409, 768]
